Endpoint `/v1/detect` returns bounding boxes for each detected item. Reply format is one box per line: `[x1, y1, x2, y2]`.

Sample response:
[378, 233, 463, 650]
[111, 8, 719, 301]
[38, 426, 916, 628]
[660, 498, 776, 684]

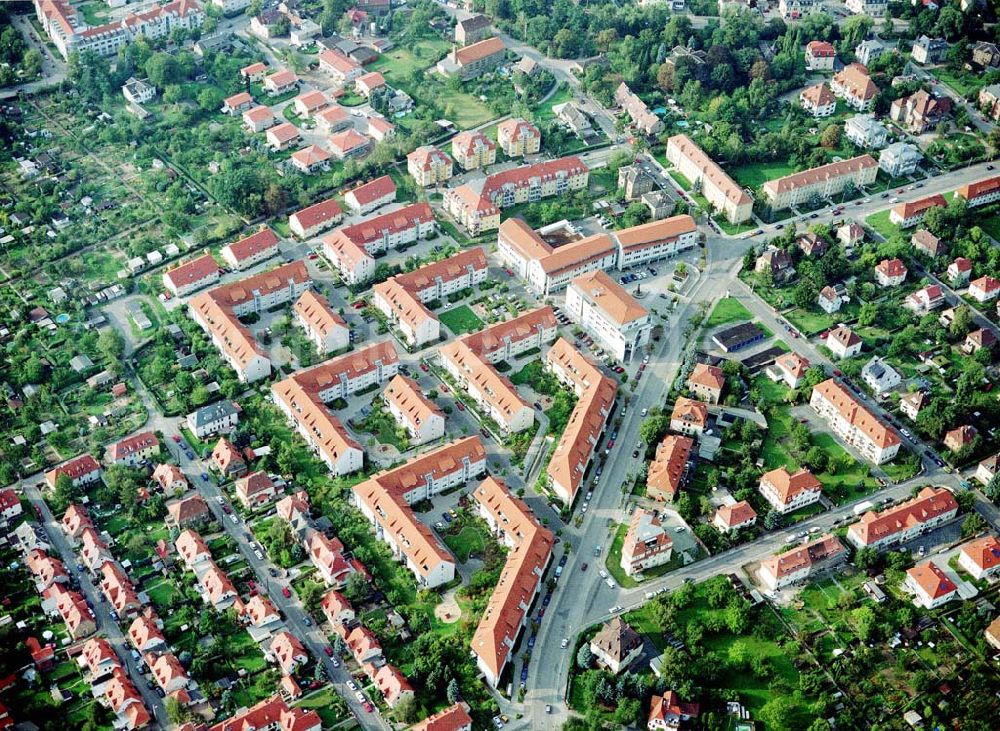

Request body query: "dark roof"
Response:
[713, 322, 764, 351]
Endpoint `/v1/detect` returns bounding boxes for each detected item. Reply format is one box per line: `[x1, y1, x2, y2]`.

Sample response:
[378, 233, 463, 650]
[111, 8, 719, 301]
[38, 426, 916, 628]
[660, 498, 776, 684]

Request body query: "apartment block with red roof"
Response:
[847, 486, 958, 550]
[371, 278, 439, 347]
[189, 261, 312, 382]
[206, 695, 321, 731]
[646, 434, 693, 502]
[565, 270, 651, 363]
[410, 703, 473, 731]
[713, 500, 758, 533]
[345, 175, 396, 215]
[46, 454, 101, 491]
[762, 154, 878, 211]
[441, 339, 535, 434]
[670, 397, 707, 436]
[758, 467, 822, 514]
[270, 380, 364, 477]
[544, 338, 618, 505]
[470, 477, 553, 687]
[293, 290, 349, 354]
[445, 156, 588, 234]
[666, 135, 752, 223]
[805, 40, 836, 70]
[0, 487, 21, 523]
[497, 118, 541, 157]
[451, 130, 497, 170]
[758, 534, 846, 591]
[162, 253, 222, 297]
[352, 437, 487, 587]
[955, 174, 1000, 208]
[383, 374, 446, 445]
[890, 193, 947, 228]
[620, 508, 672, 576]
[830, 62, 879, 111]
[407, 145, 454, 186]
[957, 534, 1000, 580]
[220, 227, 280, 271]
[809, 379, 901, 464]
[462, 306, 559, 364]
[799, 82, 837, 117]
[436, 35, 505, 79]
[905, 561, 958, 608]
[108, 431, 159, 467]
[289, 198, 344, 239]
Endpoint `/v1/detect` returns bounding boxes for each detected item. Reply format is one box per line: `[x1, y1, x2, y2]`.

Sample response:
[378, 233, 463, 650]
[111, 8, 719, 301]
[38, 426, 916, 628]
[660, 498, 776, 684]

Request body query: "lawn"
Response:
[864, 208, 900, 242]
[370, 38, 451, 80]
[784, 307, 840, 337]
[605, 522, 639, 589]
[510, 360, 560, 395]
[935, 67, 987, 98]
[977, 211, 1000, 240]
[295, 687, 352, 728]
[705, 297, 753, 328]
[728, 160, 797, 190]
[535, 83, 574, 123]
[438, 304, 484, 334]
[442, 525, 487, 562]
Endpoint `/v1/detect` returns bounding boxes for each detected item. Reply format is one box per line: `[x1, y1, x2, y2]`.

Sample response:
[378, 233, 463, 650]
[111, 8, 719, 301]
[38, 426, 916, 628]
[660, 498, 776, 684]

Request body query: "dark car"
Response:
[581, 563, 588, 571]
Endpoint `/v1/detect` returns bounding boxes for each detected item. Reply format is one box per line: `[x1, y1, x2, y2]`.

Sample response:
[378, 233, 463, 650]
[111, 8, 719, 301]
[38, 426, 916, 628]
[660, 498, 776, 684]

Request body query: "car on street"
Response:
[560, 638, 569, 649]
[282, 586, 291, 598]
[640, 407, 648, 417]
[347, 680, 358, 691]
[605, 578, 615, 589]
[581, 563, 588, 571]
[456, 401, 465, 411]
[419, 363, 429, 372]
[492, 718, 504, 730]
[599, 569, 607, 578]
[442, 512, 452, 523]
[254, 549, 264, 560]
[172, 434, 181, 442]
[363, 702, 373, 713]
[222, 503, 231, 514]
[355, 691, 366, 703]
[200, 473, 209, 482]
[229, 514, 238, 524]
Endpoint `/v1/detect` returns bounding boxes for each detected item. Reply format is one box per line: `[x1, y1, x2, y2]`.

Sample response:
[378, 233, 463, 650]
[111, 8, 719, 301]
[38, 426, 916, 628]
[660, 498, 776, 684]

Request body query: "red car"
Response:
[607, 439, 615, 449]
[324, 646, 334, 657]
[456, 401, 465, 411]
[440, 384, 449, 393]
[352, 300, 366, 310]
[172, 434, 181, 443]
[420, 363, 429, 372]
[363, 703, 374, 713]
[282, 586, 292, 598]
[308, 253, 319, 260]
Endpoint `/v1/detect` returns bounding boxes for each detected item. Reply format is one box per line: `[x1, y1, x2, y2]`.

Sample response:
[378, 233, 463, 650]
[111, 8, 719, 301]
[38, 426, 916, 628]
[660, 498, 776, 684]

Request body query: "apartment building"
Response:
[186, 399, 240, 439]
[646, 434, 693, 502]
[759, 534, 846, 591]
[46, 454, 101, 491]
[352, 437, 488, 587]
[451, 130, 497, 170]
[34, 0, 205, 61]
[564, 270, 651, 363]
[292, 290, 349, 354]
[613, 215, 700, 271]
[879, 142, 922, 178]
[470, 477, 553, 687]
[220, 227, 280, 271]
[758, 467, 822, 514]
[407, 146, 454, 186]
[845, 0, 887, 15]
[455, 13, 492, 45]
[845, 114, 888, 149]
[436, 36, 506, 79]
[615, 82, 665, 136]
[372, 279, 439, 348]
[905, 561, 958, 609]
[109, 431, 159, 467]
[497, 118, 541, 157]
[382, 375, 445, 446]
[890, 193, 947, 228]
[799, 82, 837, 117]
[686, 363, 725, 404]
[319, 49, 362, 83]
[345, 175, 396, 215]
[890, 90, 951, 134]
[809, 379, 900, 464]
[670, 397, 707, 436]
[322, 202, 437, 284]
[162, 253, 221, 297]
[958, 534, 1000, 580]
[189, 261, 311, 382]
[847, 486, 958, 549]
[805, 41, 836, 70]
[289, 198, 344, 239]
[665, 135, 752, 224]
[440, 339, 535, 434]
[762, 155, 878, 211]
[544, 338, 618, 504]
[956, 175, 1000, 208]
[831, 63, 878, 111]
[274, 340, 398, 405]
[620, 508, 673, 576]
[445, 156, 589, 235]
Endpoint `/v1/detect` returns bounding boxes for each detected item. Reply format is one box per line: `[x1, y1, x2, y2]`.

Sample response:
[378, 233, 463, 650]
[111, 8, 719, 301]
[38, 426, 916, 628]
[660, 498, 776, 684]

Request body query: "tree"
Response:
[394, 696, 418, 724]
[855, 547, 878, 571]
[197, 86, 224, 113]
[576, 642, 594, 669]
[820, 124, 842, 149]
[446, 677, 461, 703]
[98, 327, 125, 364]
[853, 605, 878, 642]
[343, 572, 369, 603]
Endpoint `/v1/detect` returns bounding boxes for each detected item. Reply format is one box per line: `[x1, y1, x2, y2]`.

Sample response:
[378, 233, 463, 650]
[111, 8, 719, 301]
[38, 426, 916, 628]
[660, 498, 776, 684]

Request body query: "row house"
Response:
[307, 531, 355, 586]
[162, 253, 221, 297]
[544, 338, 618, 505]
[293, 290, 350, 354]
[382, 375, 446, 446]
[615, 82, 665, 136]
[352, 437, 488, 587]
[235, 471, 279, 509]
[289, 198, 343, 239]
[46, 583, 96, 639]
[890, 194, 947, 228]
[646, 434, 693, 502]
[45, 454, 101, 491]
[809, 379, 901, 464]
[204, 696, 320, 731]
[759, 534, 846, 591]
[956, 175, 1000, 208]
[212, 437, 247, 478]
[847, 486, 958, 549]
[440, 339, 535, 435]
[371, 279, 438, 347]
[220, 227, 280, 271]
[665, 135, 752, 224]
[345, 175, 396, 215]
[128, 614, 166, 654]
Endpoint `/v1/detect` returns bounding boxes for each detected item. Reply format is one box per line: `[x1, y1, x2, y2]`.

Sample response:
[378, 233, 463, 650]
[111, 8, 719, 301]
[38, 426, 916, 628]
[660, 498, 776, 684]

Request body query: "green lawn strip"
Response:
[728, 160, 797, 190]
[442, 525, 487, 562]
[534, 83, 574, 123]
[784, 307, 840, 337]
[605, 523, 639, 589]
[705, 297, 753, 328]
[438, 304, 484, 334]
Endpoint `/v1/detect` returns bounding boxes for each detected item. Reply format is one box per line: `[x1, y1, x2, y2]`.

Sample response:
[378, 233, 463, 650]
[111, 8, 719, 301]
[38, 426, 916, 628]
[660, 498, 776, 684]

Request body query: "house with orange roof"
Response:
[759, 534, 846, 591]
[383, 374, 446, 445]
[905, 561, 958, 608]
[975, 453, 1000, 487]
[373, 664, 414, 708]
[762, 154, 878, 211]
[80, 527, 113, 571]
[271, 380, 365, 477]
[199, 561, 239, 610]
[847, 486, 958, 549]
[410, 703, 473, 731]
[264, 68, 298, 95]
[244, 594, 282, 628]
[621, 508, 672, 576]
[166, 494, 211, 529]
[890, 193, 947, 228]
[497, 118, 541, 157]
[345, 175, 396, 215]
[371, 278, 438, 347]
[565, 270, 651, 363]
[670, 397, 708, 436]
[99, 561, 142, 616]
[944, 424, 978, 453]
[223, 91, 253, 114]
[445, 156, 588, 234]
[174, 526, 213, 568]
[440, 339, 535, 434]
[212, 437, 247, 477]
[149, 652, 189, 694]
[289, 198, 343, 239]
[799, 82, 836, 117]
[875, 258, 907, 287]
[189, 261, 311, 382]
[355, 71, 385, 97]
[955, 174, 1000, 208]
[352, 437, 487, 587]
[26, 548, 69, 591]
[805, 40, 836, 70]
[346, 625, 382, 665]
[544, 338, 618, 504]
[985, 615, 1000, 651]
[462, 306, 559, 363]
[957, 534, 1000, 580]
[105, 667, 151, 730]
[128, 614, 166, 653]
[220, 227, 280, 271]
[809, 378, 900, 464]
[241, 62, 267, 83]
[436, 35, 505, 79]
[831, 63, 878, 111]
[162, 253, 222, 297]
[280, 674, 302, 701]
[291, 144, 332, 174]
[46, 454, 102, 492]
[970, 275, 1000, 303]
[61, 503, 94, 539]
[293, 89, 328, 118]
[665, 135, 752, 223]
[48, 584, 96, 638]
[648, 690, 700, 730]
[108, 431, 159, 467]
[319, 49, 362, 83]
[307, 531, 354, 586]
[321, 589, 355, 627]
[767, 352, 811, 389]
[948, 257, 973, 286]
[243, 105, 276, 133]
[826, 325, 863, 359]
[758, 466, 822, 514]
[686, 363, 725, 404]
[152, 463, 188, 494]
[266, 122, 302, 151]
[329, 129, 372, 160]
[276, 490, 312, 536]
[235, 471, 279, 509]
[80, 636, 118, 678]
[293, 290, 349, 354]
[646, 434, 693, 502]
[470, 477, 553, 686]
[407, 145, 453, 186]
[205, 695, 320, 731]
[315, 104, 352, 134]
[712, 500, 758, 533]
[451, 130, 497, 170]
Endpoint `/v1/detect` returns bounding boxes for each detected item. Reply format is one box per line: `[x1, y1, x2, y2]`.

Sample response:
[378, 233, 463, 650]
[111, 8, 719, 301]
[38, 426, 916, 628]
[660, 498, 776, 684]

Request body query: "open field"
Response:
[439, 304, 484, 334]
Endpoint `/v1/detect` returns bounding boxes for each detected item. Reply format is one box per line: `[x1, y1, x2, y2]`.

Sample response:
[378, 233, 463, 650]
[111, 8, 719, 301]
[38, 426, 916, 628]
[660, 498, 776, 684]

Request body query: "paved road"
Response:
[21, 480, 170, 728]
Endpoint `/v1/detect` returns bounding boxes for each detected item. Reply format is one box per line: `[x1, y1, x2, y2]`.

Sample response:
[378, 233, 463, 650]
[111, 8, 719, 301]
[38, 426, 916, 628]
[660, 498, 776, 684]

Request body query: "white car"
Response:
[641, 408, 648, 417]
[215, 495, 224, 504]
[605, 578, 615, 589]
[599, 569, 608, 579]
[560, 638, 569, 649]
[347, 680, 358, 691]
[355, 691, 366, 703]
[254, 550, 264, 560]
[228, 514, 238, 524]
[609, 605, 621, 613]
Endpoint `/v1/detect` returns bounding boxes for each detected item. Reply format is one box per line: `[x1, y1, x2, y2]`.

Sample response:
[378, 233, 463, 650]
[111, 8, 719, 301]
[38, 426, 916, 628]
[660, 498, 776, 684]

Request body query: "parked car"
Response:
[282, 586, 291, 598]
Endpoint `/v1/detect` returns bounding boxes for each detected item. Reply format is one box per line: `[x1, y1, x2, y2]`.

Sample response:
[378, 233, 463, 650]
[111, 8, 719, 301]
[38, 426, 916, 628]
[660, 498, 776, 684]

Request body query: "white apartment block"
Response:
[809, 379, 900, 464]
[846, 0, 887, 16]
[845, 115, 888, 149]
[564, 271, 651, 363]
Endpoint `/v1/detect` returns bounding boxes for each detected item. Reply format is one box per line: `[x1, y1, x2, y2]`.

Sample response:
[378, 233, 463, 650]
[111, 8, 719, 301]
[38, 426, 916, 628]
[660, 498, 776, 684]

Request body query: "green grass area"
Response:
[935, 67, 987, 98]
[370, 38, 451, 80]
[705, 297, 753, 328]
[295, 687, 352, 727]
[784, 307, 840, 337]
[535, 83, 574, 123]
[510, 359, 560, 395]
[666, 169, 694, 192]
[712, 214, 758, 236]
[438, 304, 484, 334]
[728, 160, 797, 190]
[442, 525, 487, 562]
[865, 208, 899, 242]
[977, 212, 1000, 240]
[356, 402, 409, 451]
[605, 522, 639, 589]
